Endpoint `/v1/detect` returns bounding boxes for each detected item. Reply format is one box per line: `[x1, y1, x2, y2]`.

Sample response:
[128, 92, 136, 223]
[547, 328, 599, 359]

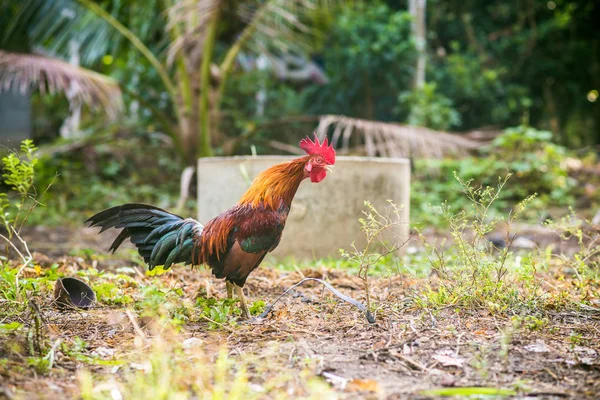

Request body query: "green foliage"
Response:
[249, 300, 266, 316]
[0, 266, 39, 305]
[26, 355, 51, 374]
[220, 69, 312, 155]
[544, 211, 600, 300]
[412, 126, 579, 227]
[26, 129, 193, 227]
[92, 281, 134, 306]
[0, 261, 60, 319]
[134, 283, 193, 326]
[0, 140, 41, 238]
[427, 0, 599, 145]
[2, 140, 37, 198]
[77, 269, 136, 306]
[410, 173, 547, 313]
[0, 321, 23, 332]
[304, 2, 416, 121]
[429, 48, 530, 129]
[511, 315, 549, 331]
[196, 297, 240, 329]
[396, 82, 461, 130]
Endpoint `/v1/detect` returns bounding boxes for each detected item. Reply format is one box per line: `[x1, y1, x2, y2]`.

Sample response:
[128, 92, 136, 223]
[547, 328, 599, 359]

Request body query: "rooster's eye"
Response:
[316, 157, 323, 163]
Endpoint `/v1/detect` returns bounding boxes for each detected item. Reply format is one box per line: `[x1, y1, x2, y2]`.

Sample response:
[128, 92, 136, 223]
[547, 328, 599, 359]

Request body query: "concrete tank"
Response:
[197, 156, 410, 260]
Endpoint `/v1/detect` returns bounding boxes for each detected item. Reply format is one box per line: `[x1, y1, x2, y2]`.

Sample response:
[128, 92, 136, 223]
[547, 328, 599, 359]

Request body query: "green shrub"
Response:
[412, 125, 579, 228]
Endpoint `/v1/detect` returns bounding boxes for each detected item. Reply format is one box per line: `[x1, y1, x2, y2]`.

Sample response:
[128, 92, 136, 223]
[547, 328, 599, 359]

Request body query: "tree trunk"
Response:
[179, 111, 199, 166]
[409, 0, 427, 89]
[198, 7, 221, 159]
[60, 40, 83, 139]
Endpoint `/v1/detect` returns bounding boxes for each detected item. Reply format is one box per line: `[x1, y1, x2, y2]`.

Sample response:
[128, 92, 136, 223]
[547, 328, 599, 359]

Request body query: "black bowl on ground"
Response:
[53, 277, 96, 309]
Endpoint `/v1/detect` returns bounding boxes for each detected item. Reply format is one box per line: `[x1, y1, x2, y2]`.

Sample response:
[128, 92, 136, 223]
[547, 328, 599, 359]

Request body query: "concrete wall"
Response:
[197, 156, 410, 260]
[0, 91, 31, 149]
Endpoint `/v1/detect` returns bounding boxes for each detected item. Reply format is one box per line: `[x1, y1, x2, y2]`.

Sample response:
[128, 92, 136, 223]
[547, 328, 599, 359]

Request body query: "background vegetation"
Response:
[1, 0, 598, 224]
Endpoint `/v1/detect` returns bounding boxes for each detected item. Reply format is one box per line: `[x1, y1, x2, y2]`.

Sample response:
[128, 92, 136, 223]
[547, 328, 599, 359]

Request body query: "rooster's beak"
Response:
[325, 165, 334, 173]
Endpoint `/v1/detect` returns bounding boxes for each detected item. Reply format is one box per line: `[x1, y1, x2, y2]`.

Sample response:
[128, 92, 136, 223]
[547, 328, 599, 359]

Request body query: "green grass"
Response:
[419, 387, 516, 398]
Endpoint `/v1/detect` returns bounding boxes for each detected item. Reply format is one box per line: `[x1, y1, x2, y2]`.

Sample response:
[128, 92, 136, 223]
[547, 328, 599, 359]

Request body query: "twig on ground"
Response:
[125, 309, 147, 340]
[1, 229, 34, 303]
[258, 278, 375, 324]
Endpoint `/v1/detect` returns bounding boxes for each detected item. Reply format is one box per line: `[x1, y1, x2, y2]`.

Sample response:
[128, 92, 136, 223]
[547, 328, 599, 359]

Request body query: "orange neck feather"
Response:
[238, 156, 309, 210]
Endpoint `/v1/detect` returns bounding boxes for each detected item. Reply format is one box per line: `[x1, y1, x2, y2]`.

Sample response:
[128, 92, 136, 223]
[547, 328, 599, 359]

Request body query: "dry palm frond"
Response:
[165, 0, 220, 67]
[316, 115, 482, 159]
[236, 0, 319, 55]
[0, 50, 122, 118]
[166, 0, 331, 69]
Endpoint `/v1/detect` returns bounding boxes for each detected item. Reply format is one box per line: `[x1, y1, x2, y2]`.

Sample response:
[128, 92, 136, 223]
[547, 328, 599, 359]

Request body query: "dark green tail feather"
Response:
[86, 203, 203, 270]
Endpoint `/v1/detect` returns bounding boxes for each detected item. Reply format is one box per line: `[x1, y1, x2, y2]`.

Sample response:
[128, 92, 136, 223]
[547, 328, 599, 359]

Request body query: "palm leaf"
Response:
[165, 0, 219, 67]
[0, 50, 123, 117]
[2, 0, 164, 66]
[3, 0, 117, 65]
[167, 0, 333, 69]
[316, 115, 482, 159]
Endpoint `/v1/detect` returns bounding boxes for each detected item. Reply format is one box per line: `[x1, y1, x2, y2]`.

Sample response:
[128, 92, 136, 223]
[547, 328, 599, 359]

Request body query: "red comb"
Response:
[299, 133, 336, 164]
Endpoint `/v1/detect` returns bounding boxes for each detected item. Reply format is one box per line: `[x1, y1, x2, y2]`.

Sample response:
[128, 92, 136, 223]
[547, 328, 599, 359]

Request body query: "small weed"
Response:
[545, 211, 600, 301]
[26, 356, 51, 374]
[341, 200, 407, 312]
[196, 297, 240, 328]
[249, 300, 266, 316]
[410, 174, 548, 313]
[511, 315, 549, 331]
[0, 140, 55, 306]
[0, 321, 23, 332]
[92, 281, 134, 305]
[569, 331, 584, 347]
[470, 344, 491, 381]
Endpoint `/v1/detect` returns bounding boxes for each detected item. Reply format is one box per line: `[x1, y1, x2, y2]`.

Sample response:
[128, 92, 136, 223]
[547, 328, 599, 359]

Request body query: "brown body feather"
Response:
[194, 157, 308, 286]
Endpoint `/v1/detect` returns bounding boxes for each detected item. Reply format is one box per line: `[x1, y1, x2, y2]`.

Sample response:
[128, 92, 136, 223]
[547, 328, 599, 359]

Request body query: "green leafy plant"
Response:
[1, 140, 40, 240]
[411, 125, 579, 228]
[304, 2, 416, 121]
[196, 297, 239, 329]
[0, 140, 56, 304]
[396, 82, 461, 130]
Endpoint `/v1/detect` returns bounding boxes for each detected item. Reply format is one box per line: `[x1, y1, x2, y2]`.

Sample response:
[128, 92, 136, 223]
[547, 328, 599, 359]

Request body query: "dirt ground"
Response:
[1, 226, 599, 399]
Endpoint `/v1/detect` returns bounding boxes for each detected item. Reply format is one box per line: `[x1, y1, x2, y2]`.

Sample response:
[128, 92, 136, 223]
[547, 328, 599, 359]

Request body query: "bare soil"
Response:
[0, 226, 599, 399]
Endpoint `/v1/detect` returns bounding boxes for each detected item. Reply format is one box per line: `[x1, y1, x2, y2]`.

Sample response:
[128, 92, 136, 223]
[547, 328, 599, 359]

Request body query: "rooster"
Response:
[87, 135, 335, 318]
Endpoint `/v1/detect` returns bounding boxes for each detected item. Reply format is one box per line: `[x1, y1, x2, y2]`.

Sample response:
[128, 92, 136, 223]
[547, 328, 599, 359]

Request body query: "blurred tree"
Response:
[303, 2, 417, 122]
[427, 0, 600, 147]
[0, 0, 335, 166]
[397, 82, 461, 130]
[302, 0, 599, 147]
[409, 0, 426, 89]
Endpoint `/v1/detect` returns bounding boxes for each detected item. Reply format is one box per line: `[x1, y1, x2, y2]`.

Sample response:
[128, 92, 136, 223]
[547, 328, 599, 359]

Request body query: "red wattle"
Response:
[310, 169, 327, 183]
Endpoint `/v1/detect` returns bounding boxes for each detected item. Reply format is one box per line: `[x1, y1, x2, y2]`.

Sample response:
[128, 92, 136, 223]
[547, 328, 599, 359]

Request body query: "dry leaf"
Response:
[346, 379, 381, 393]
[524, 340, 549, 353]
[433, 350, 465, 368]
[182, 338, 204, 349]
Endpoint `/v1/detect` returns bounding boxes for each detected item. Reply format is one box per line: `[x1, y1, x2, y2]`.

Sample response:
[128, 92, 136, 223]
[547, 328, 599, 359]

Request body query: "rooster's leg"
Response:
[226, 281, 233, 299]
[234, 284, 251, 319]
